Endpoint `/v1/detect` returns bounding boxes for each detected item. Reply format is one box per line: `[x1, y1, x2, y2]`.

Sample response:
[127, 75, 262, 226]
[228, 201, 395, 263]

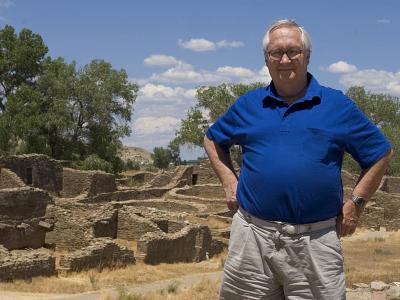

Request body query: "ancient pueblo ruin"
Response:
[0, 153, 399, 281]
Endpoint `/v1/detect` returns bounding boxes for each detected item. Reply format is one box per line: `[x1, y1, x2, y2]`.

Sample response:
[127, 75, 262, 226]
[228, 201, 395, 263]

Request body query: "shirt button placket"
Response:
[280, 109, 290, 133]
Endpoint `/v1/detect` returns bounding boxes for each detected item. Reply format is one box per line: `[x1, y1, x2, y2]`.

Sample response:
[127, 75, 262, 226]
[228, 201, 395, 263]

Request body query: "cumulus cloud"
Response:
[178, 38, 216, 52]
[145, 61, 270, 85]
[216, 66, 254, 78]
[133, 116, 181, 135]
[216, 40, 245, 48]
[327, 61, 358, 73]
[339, 69, 400, 96]
[0, 0, 13, 8]
[377, 18, 390, 24]
[143, 54, 181, 67]
[138, 83, 196, 105]
[178, 38, 245, 52]
[140, 83, 195, 99]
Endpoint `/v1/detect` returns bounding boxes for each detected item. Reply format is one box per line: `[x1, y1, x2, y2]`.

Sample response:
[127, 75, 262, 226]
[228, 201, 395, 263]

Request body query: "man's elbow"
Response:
[386, 148, 395, 161]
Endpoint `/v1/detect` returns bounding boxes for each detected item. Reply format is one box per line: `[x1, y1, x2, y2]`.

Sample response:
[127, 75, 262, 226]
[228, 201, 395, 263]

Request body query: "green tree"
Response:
[152, 147, 172, 169]
[168, 139, 181, 166]
[173, 82, 264, 148]
[0, 25, 48, 112]
[345, 86, 400, 175]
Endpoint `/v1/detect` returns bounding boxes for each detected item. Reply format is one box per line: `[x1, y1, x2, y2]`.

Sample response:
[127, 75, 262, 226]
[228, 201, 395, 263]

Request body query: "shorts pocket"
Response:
[228, 213, 252, 258]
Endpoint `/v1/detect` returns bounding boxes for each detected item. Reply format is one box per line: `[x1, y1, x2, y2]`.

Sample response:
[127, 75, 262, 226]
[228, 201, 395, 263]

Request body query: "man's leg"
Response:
[263, 226, 346, 300]
[220, 212, 284, 300]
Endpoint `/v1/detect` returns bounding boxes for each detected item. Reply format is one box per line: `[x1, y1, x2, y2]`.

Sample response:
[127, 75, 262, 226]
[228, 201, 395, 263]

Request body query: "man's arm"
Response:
[340, 148, 394, 237]
[203, 135, 239, 210]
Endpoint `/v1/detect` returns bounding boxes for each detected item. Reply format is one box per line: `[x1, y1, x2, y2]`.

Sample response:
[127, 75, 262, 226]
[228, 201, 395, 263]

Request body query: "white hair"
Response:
[262, 19, 312, 56]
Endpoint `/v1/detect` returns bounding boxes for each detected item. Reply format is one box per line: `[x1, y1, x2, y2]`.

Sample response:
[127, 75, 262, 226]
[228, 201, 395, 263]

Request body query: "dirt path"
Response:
[0, 271, 222, 300]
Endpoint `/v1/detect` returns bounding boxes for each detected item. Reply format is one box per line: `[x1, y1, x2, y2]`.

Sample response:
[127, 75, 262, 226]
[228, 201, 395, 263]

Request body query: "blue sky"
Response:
[1, 0, 399, 159]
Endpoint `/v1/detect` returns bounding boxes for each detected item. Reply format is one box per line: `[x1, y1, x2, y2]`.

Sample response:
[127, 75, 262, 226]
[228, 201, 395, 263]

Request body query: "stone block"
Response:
[0, 249, 55, 281]
[59, 239, 135, 272]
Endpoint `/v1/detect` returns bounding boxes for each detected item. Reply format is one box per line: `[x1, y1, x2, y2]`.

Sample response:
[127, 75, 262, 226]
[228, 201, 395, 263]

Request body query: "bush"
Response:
[79, 154, 113, 173]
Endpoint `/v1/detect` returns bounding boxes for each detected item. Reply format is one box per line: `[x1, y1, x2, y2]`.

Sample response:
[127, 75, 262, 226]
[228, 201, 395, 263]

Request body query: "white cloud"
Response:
[0, 0, 13, 8]
[140, 83, 195, 99]
[216, 66, 254, 78]
[138, 83, 196, 105]
[377, 18, 390, 24]
[133, 116, 181, 135]
[178, 38, 245, 52]
[178, 38, 216, 52]
[143, 54, 180, 67]
[327, 61, 358, 73]
[339, 69, 400, 96]
[145, 61, 270, 85]
[216, 40, 245, 48]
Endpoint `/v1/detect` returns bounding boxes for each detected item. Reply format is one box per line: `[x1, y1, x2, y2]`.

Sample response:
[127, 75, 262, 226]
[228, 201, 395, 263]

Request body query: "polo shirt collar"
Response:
[263, 73, 322, 106]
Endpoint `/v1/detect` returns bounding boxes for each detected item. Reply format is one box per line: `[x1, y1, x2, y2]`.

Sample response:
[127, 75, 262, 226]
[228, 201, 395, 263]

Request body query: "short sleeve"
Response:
[206, 96, 246, 153]
[343, 99, 391, 169]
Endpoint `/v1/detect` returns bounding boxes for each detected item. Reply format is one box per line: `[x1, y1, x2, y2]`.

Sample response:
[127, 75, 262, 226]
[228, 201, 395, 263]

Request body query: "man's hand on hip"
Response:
[337, 201, 362, 237]
[223, 181, 238, 210]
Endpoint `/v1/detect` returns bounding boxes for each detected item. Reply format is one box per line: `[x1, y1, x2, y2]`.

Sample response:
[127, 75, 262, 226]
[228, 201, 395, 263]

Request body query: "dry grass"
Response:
[100, 278, 221, 300]
[1, 230, 398, 297]
[0, 252, 225, 294]
[342, 231, 400, 286]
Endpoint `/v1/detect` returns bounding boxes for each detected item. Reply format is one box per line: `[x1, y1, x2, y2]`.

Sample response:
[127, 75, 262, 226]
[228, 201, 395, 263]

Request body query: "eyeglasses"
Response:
[267, 48, 303, 61]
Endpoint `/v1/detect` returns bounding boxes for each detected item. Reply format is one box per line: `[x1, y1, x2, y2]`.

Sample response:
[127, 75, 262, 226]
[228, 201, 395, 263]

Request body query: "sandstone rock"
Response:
[352, 283, 369, 289]
[371, 281, 390, 291]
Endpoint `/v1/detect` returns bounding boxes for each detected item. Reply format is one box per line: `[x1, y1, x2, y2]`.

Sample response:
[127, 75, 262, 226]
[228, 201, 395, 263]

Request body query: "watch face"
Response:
[352, 196, 366, 207]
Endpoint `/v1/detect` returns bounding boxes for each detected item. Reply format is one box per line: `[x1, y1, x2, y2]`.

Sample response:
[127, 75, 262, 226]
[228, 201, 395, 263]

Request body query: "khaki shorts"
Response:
[220, 210, 345, 300]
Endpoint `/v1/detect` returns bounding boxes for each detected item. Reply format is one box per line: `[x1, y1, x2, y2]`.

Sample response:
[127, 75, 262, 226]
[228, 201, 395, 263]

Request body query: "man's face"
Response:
[265, 26, 309, 84]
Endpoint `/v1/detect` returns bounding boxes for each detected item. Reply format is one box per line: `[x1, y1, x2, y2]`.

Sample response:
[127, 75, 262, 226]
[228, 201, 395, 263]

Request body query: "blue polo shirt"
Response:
[206, 74, 391, 224]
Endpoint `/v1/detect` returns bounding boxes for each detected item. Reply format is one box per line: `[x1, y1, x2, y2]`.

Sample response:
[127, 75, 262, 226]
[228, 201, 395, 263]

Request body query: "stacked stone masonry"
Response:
[0, 187, 52, 250]
[0, 168, 26, 189]
[0, 154, 63, 195]
[45, 202, 117, 250]
[59, 239, 135, 272]
[61, 168, 117, 198]
[0, 247, 55, 281]
[137, 224, 212, 265]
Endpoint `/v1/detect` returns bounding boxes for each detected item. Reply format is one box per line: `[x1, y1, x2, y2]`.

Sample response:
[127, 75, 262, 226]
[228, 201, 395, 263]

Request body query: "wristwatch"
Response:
[351, 195, 367, 209]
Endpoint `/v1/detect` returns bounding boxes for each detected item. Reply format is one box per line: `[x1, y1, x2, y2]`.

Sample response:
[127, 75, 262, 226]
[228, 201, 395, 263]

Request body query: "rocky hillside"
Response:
[118, 146, 152, 163]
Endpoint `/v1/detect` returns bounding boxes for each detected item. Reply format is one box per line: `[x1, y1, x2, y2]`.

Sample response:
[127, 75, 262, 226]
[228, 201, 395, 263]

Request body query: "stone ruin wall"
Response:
[0, 168, 26, 189]
[0, 187, 53, 250]
[174, 184, 226, 199]
[61, 168, 117, 198]
[137, 224, 212, 265]
[118, 199, 201, 214]
[45, 203, 118, 251]
[0, 154, 63, 195]
[146, 165, 193, 188]
[59, 239, 135, 272]
[117, 206, 163, 240]
[0, 248, 55, 281]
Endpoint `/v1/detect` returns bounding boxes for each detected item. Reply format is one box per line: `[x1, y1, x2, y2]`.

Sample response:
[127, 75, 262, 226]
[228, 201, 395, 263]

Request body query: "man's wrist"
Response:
[350, 194, 367, 216]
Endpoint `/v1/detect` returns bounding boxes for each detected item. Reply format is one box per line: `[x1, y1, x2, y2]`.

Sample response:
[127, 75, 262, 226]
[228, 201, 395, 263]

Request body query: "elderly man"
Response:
[204, 20, 393, 300]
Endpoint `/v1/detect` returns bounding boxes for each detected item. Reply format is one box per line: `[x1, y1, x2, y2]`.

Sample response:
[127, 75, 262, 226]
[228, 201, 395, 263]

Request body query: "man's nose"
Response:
[280, 53, 291, 63]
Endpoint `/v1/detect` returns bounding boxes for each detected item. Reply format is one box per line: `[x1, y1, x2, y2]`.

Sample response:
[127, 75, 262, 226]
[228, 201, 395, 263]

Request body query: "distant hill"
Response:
[119, 146, 152, 163]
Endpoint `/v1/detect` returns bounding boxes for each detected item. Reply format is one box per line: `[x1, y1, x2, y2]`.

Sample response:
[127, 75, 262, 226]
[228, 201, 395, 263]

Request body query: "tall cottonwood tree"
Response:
[0, 25, 48, 112]
[0, 25, 139, 172]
